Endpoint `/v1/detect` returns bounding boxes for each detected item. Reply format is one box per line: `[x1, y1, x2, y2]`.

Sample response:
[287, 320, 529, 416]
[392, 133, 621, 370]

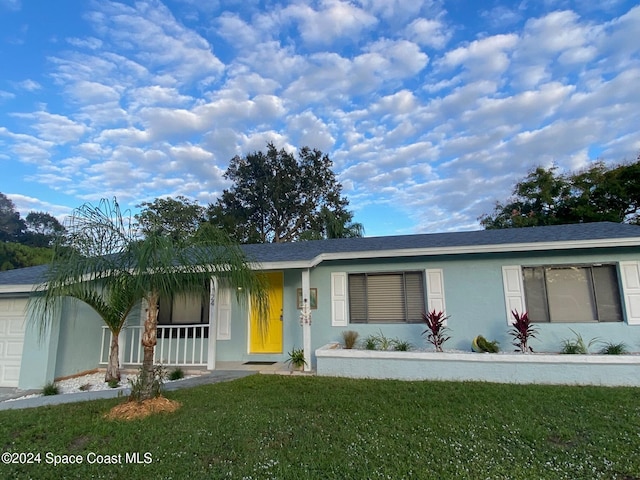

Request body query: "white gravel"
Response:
[5, 371, 196, 402]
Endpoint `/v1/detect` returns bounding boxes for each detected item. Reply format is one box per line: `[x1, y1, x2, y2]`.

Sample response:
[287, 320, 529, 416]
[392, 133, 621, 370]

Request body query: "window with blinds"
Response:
[348, 271, 425, 323]
[523, 264, 623, 323]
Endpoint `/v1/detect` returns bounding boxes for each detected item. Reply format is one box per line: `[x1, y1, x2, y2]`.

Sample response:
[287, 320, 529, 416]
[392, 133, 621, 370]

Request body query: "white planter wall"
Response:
[315, 344, 640, 387]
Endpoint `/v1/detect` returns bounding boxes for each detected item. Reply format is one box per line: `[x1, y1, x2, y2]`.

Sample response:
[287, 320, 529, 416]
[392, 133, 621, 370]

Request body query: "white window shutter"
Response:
[425, 269, 446, 313]
[502, 265, 525, 325]
[216, 287, 232, 340]
[331, 272, 348, 326]
[619, 261, 640, 325]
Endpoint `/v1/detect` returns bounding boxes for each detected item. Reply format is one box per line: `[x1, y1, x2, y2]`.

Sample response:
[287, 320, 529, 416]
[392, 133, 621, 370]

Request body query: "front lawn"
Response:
[1, 375, 639, 479]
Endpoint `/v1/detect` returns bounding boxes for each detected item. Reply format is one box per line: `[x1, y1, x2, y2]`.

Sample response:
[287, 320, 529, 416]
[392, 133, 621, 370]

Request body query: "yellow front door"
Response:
[250, 271, 283, 354]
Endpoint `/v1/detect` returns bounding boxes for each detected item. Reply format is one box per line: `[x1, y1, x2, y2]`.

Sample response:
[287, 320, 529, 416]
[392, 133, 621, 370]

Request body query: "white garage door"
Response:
[0, 298, 27, 387]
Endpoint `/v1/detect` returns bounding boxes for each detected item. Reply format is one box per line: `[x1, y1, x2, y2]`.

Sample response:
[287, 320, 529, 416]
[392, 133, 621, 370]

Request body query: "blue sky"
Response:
[1, 0, 638, 237]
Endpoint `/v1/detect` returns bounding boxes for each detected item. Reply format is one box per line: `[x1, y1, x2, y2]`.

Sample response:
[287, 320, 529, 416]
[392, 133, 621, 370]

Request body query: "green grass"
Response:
[1, 375, 640, 479]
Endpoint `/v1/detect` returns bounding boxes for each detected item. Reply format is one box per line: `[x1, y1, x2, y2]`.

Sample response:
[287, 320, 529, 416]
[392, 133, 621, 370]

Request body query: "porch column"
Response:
[207, 277, 217, 370]
[301, 269, 312, 371]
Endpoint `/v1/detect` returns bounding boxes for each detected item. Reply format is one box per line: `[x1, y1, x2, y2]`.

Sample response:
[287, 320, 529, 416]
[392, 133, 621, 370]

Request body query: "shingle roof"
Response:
[241, 221, 640, 264]
[0, 264, 48, 287]
[1, 222, 639, 287]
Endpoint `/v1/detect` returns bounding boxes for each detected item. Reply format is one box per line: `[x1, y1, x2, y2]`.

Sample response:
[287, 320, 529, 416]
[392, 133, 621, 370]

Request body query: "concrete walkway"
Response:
[0, 370, 257, 411]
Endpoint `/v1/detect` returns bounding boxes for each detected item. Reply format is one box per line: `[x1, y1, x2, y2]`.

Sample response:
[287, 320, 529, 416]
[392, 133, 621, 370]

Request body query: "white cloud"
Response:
[286, 111, 335, 151]
[66, 36, 103, 49]
[126, 86, 193, 110]
[11, 111, 88, 144]
[7, 193, 72, 223]
[15, 79, 41, 91]
[88, 0, 224, 85]
[0, 90, 15, 101]
[216, 12, 262, 48]
[281, 0, 378, 45]
[438, 34, 518, 78]
[96, 127, 150, 145]
[405, 17, 450, 49]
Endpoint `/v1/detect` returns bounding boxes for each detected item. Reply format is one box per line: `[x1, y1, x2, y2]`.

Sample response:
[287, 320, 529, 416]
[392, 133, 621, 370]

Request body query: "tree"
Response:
[135, 196, 204, 240]
[206, 143, 362, 243]
[300, 206, 365, 240]
[23, 211, 65, 247]
[0, 193, 26, 242]
[479, 158, 640, 228]
[32, 198, 268, 398]
[0, 242, 53, 271]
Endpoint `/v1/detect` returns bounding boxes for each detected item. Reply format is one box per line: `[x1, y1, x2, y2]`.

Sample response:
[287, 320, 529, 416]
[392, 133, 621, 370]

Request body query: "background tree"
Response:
[135, 196, 204, 240]
[300, 206, 365, 240]
[22, 211, 65, 247]
[479, 158, 640, 228]
[0, 242, 53, 271]
[206, 143, 363, 243]
[0, 193, 26, 242]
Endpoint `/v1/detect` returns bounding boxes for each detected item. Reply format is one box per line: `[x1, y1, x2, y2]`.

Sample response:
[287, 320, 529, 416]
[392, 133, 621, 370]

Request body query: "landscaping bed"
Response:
[315, 343, 640, 386]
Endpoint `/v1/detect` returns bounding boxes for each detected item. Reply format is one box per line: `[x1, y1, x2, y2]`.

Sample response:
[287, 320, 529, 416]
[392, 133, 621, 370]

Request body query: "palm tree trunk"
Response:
[140, 292, 159, 400]
[105, 332, 121, 382]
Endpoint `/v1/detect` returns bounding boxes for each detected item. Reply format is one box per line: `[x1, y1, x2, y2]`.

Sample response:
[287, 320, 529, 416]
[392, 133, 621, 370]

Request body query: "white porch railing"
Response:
[100, 325, 209, 367]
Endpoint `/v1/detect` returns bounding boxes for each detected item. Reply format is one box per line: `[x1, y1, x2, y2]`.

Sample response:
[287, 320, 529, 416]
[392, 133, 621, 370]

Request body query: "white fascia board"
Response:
[0, 285, 35, 294]
[247, 237, 640, 270]
[309, 237, 640, 266]
[248, 260, 316, 271]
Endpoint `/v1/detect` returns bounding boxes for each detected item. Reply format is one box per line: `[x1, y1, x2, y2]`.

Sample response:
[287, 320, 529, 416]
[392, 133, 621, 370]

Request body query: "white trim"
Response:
[207, 278, 217, 370]
[253, 237, 640, 270]
[502, 265, 525, 324]
[619, 261, 640, 325]
[331, 272, 348, 327]
[301, 269, 312, 371]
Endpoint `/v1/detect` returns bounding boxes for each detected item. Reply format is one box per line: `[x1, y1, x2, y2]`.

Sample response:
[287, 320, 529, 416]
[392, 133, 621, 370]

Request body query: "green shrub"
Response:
[560, 329, 599, 354]
[363, 336, 378, 350]
[42, 382, 59, 396]
[599, 342, 628, 355]
[107, 378, 120, 388]
[169, 368, 185, 381]
[392, 339, 412, 351]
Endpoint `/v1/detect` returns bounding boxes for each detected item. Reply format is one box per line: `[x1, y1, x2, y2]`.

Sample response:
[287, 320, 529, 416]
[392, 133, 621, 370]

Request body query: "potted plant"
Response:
[286, 347, 307, 371]
[471, 335, 500, 353]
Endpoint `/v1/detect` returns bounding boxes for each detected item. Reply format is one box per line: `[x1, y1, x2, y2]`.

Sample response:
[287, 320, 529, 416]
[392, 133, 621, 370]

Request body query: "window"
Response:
[348, 271, 425, 323]
[522, 265, 623, 323]
[158, 291, 210, 337]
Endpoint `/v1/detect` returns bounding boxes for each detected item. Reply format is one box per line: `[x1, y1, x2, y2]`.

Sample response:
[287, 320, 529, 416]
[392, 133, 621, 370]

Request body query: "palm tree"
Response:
[31, 199, 268, 396]
[30, 199, 138, 382]
[124, 225, 268, 399]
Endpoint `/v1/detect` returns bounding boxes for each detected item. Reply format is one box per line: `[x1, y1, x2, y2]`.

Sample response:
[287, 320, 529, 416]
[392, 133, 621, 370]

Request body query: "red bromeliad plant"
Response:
[510, 310, 538, 353]
[422, 310, 451, 352]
